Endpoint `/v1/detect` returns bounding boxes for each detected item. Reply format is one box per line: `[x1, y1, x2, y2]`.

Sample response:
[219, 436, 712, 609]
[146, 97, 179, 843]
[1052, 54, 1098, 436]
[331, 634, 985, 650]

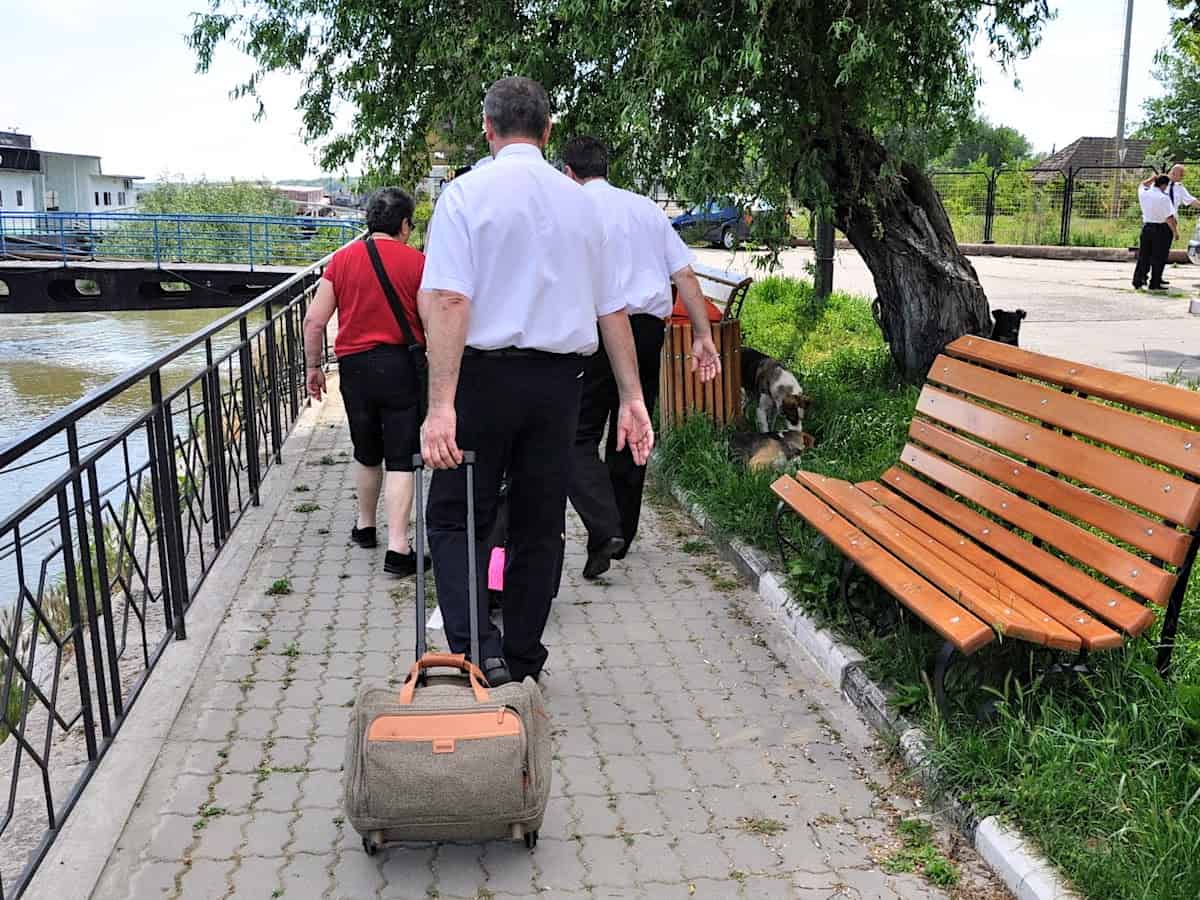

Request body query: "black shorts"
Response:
[338, 344, 422, 471]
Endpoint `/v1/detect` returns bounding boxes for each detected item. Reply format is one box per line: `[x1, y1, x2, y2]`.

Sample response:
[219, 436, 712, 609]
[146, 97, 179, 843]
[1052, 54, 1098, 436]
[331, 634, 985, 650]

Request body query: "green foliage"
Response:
[139, 178, 295, 217]
[266, 578, 292, 596]
[1134, 50, 1200, 161]
[935, 114, 1033, 169]
[188, 0, 1049, 211]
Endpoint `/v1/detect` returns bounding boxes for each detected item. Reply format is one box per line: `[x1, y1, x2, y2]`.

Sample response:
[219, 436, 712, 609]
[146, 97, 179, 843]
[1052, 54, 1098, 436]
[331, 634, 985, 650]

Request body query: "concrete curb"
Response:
[667, 481, 1081, 900]
[25, 404, 322, 900]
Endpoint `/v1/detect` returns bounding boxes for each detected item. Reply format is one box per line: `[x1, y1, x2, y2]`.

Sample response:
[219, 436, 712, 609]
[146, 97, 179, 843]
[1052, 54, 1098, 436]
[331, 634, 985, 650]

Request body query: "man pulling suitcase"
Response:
[416, 77, 653, 685]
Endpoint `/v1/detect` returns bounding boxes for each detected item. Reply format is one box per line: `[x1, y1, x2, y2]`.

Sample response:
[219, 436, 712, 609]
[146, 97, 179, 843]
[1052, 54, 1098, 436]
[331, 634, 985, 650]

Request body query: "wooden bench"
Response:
[770, 336, 1200, 710]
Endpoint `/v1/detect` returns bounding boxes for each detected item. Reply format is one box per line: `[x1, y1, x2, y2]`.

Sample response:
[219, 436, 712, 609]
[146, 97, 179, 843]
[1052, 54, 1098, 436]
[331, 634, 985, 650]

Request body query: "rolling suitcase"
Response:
[343, 452, 552, 853]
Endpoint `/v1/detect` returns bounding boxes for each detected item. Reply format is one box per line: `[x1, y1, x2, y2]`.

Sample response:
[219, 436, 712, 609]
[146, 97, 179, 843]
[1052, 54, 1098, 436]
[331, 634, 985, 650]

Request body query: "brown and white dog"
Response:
[741, 347, 812, 434]
[730, 429, 817, 471]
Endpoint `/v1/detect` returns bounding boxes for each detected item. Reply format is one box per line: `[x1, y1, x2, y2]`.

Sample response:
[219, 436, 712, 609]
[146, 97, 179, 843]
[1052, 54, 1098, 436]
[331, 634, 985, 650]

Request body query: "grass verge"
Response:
[653, 275, 1200, 900]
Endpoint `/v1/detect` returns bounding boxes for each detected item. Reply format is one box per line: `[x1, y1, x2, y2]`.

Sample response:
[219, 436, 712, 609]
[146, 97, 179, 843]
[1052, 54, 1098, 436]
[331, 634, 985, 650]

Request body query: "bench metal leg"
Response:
[931, 640, 957, 718]
[772, 500, 804, 567]
[838, 558, 865, 639]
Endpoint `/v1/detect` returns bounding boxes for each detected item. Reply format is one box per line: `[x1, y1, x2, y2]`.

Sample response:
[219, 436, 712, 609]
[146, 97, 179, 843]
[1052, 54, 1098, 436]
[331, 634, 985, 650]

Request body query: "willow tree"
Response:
[191, 0, 1050, 381]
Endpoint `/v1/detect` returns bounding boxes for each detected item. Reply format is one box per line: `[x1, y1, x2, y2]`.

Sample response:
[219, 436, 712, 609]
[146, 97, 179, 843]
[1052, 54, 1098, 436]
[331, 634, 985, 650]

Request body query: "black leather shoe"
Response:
[481, 657, 512, 687]
[383, 550, 430, 576]
[351, 526, 377, 548]
[583, 536, 626, 580]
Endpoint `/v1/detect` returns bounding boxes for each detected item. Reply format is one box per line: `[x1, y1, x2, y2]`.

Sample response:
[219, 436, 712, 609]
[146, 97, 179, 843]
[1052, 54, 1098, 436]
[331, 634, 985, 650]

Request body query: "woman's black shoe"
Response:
[351, 526, 377, 548]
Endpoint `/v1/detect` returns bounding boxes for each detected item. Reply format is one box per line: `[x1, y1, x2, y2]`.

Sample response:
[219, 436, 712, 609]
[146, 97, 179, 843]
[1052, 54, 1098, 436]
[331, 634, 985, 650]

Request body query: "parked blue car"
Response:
[671, 199, 786, 249]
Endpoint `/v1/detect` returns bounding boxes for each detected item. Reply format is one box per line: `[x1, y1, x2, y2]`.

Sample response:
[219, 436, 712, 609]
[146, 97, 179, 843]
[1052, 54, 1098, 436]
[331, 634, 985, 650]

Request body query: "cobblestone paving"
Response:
[93, 387, 1004, 899]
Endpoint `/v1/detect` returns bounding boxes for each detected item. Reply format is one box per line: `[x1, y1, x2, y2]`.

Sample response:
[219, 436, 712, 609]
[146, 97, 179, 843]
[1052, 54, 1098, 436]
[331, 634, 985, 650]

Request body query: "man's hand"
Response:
[306, 367, 326, 402]
[421, 405, 463, 469]
[691, 334, 721, 383]
[613, 398, 655, 466]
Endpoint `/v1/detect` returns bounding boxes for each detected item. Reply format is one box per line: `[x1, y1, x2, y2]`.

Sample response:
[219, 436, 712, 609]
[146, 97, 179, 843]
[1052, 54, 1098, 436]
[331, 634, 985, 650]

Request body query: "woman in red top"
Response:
[303, 189, 428, 577]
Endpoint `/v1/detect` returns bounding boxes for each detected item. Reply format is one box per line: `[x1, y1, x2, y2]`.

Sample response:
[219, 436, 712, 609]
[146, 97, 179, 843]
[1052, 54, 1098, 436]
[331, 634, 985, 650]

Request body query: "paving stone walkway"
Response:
[92, 384, 1004, 899]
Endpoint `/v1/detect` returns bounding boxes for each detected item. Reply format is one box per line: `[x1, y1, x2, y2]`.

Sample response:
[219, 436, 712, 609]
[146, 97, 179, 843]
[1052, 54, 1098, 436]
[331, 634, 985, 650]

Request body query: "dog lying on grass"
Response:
[741, 347, 812, 433]
[730, 429, 817, 471]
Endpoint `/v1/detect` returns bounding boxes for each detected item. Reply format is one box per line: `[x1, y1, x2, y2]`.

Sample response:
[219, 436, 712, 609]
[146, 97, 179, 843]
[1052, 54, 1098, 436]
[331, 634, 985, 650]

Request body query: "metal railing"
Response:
[0, 245, 340, 897]
[933, 163, 1199, 248]
[0, 212, 362, 270]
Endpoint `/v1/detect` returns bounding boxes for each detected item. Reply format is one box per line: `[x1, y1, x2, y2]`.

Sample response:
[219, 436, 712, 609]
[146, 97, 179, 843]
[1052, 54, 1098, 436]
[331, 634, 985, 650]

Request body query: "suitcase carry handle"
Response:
[411, 451, 481, 678]
[398, 654, 490, 704]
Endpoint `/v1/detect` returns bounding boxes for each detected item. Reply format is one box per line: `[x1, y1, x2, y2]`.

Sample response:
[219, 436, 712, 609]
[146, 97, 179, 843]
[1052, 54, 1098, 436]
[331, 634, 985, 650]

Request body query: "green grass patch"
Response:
[738, 816, 786, 836]
[265, 578, 292, 596]
[654, 275, 1200, 900]
[294, 502, 321, 513]
[883, 818, 959, 886]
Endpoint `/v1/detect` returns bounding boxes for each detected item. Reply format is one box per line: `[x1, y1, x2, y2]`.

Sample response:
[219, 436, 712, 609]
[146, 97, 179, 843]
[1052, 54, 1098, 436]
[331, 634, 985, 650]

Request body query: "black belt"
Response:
[464, 346, 587, 360]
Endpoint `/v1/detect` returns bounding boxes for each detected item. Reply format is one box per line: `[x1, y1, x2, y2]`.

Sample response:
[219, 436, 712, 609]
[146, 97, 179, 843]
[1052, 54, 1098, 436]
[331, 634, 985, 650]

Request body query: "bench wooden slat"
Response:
[858, 481, 1124, 651]
[794, 473, 1068, 647]
[909, 420, 1191, 566]
[770, 476, 995, 654]
[901, 443, 1175, 605]
[881, 467, 1156, 636]
[917, 386, 1200, 527]
[929, 355, 1200, 478]
[946, 336, 1200, 428]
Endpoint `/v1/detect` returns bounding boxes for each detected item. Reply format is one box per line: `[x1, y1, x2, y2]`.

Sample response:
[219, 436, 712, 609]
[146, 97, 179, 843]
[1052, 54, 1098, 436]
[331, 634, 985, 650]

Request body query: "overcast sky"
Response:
[0, 1, 1185, 181]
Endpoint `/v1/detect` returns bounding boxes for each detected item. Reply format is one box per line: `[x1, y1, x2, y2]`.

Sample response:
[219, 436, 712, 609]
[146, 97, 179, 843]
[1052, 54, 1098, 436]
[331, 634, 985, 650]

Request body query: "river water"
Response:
[0, 308, 229, 608]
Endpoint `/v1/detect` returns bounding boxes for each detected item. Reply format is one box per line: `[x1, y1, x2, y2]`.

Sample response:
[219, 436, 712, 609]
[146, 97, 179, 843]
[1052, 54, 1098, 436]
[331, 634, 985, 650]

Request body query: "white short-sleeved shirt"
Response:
[1168, 181, 1196, 215]
[1139, 185, 1175, 224]
[420, 143, 624, 354]
[581, 179, 696, 319]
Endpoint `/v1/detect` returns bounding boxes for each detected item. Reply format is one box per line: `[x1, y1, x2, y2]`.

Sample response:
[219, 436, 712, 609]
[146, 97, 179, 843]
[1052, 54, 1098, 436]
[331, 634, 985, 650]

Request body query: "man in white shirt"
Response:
[1134, 174, 1178, 291]
[418, 77, 653, 686]
[561, 136, 721, 578]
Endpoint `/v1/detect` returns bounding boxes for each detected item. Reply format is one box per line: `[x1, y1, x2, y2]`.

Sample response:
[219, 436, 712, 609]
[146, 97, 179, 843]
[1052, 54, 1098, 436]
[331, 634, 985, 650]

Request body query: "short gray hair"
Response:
[483, 77, 550, 140]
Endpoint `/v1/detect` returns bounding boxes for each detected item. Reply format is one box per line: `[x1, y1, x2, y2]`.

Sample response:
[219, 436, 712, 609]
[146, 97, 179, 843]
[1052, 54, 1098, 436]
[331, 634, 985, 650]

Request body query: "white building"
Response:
[0, 133, 39, 212]
[0, 132, 140, 213]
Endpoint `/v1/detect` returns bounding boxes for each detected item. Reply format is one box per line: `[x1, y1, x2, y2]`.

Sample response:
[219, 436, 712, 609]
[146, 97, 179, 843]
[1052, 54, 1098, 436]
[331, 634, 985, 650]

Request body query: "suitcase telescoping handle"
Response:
[411, 451, 480, 673]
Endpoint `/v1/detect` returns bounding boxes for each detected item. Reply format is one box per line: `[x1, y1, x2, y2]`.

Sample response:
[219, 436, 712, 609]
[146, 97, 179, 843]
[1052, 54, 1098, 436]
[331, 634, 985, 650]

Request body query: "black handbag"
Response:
[363, 236, 428, 414]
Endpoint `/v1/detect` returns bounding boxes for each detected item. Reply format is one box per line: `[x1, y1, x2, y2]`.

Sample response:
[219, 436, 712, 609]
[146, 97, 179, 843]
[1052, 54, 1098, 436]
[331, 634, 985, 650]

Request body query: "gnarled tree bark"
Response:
[826, 128, 992, 383]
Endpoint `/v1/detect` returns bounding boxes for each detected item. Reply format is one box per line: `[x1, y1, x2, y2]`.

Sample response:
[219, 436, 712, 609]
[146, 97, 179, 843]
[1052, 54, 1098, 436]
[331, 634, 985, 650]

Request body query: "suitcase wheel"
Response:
[524, 830, 538, 850]
[363, 835, 380, 857]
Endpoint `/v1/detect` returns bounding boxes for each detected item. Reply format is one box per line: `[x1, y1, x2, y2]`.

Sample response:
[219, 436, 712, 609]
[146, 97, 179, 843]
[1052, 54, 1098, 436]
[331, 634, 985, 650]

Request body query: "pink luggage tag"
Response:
[488, 547, 506, 591]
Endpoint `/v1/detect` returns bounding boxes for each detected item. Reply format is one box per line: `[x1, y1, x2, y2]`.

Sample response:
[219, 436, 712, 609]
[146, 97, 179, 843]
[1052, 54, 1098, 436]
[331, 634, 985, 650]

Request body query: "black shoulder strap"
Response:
[364, 237, 422, 347]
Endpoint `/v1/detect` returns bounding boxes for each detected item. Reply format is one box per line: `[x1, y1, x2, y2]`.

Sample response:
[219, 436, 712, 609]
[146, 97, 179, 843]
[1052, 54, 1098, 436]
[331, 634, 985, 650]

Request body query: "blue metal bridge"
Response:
[0, 212, 363, 312]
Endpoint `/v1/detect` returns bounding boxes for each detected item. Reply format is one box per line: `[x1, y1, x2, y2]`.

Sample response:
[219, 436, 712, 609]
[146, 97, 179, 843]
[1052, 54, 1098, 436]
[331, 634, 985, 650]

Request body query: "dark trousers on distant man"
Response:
[1133, 222, 1173, 289]
[569, 313, 665, 555]
[427, 352, 583, 681]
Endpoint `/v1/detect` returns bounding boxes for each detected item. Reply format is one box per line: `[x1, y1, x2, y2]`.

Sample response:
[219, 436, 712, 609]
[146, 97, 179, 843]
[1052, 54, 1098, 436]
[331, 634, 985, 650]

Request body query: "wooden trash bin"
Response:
[659, 318, 743, 429]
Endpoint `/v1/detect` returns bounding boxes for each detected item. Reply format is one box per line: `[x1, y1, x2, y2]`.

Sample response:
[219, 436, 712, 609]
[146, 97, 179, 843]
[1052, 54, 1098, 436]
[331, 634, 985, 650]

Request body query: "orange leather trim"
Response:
[368, 710, 522, 744]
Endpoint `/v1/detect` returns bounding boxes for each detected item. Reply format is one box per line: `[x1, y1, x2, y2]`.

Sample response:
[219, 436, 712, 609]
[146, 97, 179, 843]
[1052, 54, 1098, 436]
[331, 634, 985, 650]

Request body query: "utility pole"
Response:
[1113, 0, 1135, 214]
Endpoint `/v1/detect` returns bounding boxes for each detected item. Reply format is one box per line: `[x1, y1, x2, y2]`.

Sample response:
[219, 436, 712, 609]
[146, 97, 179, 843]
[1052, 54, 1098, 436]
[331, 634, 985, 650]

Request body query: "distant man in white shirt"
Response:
[1133, 174, 1177, 292]
[561, 136, 721, 579]
[418, 77, 653, 686]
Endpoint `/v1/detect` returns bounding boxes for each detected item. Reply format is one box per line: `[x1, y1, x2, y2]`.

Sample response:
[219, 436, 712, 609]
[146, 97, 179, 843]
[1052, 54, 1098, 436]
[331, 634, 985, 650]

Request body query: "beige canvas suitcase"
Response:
[343, 453, 552, 853]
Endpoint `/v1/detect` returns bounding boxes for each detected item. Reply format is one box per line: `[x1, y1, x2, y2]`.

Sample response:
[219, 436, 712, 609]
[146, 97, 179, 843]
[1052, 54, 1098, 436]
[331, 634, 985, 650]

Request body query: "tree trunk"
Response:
[826, 127, 991, 383]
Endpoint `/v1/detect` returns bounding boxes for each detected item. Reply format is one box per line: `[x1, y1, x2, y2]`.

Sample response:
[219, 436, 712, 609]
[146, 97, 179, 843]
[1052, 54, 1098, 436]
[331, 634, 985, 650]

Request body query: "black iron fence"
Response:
[649, 164, 1200, 251]
[0, 247, 338, 897]
[933, 164, 1200, 249]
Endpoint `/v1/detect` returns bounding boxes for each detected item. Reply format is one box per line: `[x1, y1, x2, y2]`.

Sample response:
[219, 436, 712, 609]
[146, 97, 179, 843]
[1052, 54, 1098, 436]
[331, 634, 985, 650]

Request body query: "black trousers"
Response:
[568, 314, 665, 553]
[1133, 222, 1173, 288]
[427, 354, 583, 680]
